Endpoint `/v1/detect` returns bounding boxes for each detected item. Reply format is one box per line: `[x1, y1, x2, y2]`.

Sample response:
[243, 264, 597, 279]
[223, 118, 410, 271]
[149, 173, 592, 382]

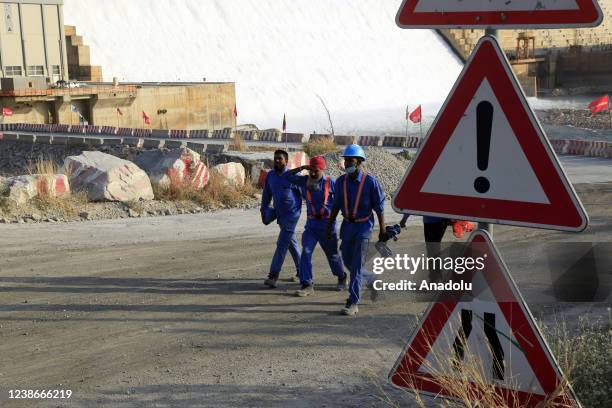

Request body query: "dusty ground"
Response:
[0, 180, 610, 408]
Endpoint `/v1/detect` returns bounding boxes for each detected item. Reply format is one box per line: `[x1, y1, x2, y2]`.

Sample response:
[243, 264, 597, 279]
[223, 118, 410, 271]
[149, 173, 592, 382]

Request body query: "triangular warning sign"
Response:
[389, 230, 580, 407]
[396, 0, 603, 28]
[392, 36, 588, 232]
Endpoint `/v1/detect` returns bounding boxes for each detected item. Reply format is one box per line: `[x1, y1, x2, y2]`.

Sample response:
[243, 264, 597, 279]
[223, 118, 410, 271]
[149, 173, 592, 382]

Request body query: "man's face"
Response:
[344, 157, 359, 170]
[274, 153, 287, 171]
[309, 168, 323, 179]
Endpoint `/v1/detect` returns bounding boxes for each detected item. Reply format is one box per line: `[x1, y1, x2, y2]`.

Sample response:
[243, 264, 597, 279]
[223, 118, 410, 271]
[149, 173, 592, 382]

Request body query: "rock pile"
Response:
[322, 147, 410, 199]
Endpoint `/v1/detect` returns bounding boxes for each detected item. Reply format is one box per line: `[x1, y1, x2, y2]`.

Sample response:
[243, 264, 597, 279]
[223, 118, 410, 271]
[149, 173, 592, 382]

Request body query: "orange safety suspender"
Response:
[343, 171, 371, 223]
[306, 176, 330, 220]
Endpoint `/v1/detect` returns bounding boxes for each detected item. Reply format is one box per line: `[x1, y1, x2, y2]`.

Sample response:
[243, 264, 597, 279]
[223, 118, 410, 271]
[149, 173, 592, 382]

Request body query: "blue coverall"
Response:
[260, 169, 302, 279]
[333, 170, 385, 305]
[287, 174, 346, 286]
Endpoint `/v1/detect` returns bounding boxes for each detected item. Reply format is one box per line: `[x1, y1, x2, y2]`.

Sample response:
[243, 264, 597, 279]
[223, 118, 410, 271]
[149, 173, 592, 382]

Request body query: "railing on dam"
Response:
[0, 85, 138, 97]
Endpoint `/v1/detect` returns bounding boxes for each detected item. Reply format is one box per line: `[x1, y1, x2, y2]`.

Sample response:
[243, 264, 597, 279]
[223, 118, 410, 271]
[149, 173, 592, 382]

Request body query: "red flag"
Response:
[142, 111, 151, 125]
[282, 113, 286, 132]
[233, 104, 237, 118]
[116, 107, 123, 116]
[588, 94, 609, 115]
[2, 107, 13, 117]
[409, 105, 422, 123]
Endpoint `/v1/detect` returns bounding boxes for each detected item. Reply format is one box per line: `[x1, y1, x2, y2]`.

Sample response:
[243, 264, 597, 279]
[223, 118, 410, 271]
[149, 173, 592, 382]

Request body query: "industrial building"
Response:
[0, 0, 236, 131]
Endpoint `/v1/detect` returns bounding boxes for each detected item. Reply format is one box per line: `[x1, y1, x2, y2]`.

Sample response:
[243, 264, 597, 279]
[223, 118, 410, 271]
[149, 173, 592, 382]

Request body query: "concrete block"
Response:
[206, 144, 226, 154]
[186, 142, 205, 154]
[1, 133, 18, 142]
[165, 140, 186, 149]
[102, 138, 123, 146]
[68, 137, 86, 146]
[52, 136, 70, 145]
[85, 137, 104, 146]
[123, 137, 143, 148]
[36, 135, 53, 144]
[143, 139, 164, 149]
[17, 133, 36, 143]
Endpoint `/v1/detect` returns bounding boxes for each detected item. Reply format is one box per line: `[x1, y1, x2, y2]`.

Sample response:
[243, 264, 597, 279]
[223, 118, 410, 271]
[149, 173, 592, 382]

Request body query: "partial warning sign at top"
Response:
[396, 0, 603, 29]
[392, 36, 588, 231]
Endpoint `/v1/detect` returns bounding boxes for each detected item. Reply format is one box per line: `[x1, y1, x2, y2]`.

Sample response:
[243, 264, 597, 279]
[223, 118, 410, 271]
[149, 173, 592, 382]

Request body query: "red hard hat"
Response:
[309, 156, 327, 170]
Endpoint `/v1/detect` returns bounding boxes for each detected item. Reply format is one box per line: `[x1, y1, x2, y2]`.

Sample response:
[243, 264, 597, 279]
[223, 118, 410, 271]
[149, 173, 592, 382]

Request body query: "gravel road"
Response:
[0, 179, 610, 407]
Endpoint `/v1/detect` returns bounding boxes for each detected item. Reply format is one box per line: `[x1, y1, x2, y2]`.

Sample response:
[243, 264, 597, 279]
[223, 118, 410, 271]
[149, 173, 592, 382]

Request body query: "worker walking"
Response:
[326, 144, 387, 316]
[260, 150, 302, 288]
[287, 156, 347, 297]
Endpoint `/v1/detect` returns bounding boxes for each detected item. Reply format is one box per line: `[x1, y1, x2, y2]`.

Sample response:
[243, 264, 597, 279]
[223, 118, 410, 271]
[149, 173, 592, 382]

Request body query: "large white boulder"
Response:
[135, 148, 209, 190]
[7, 174, 70, 205]
[213, 162, 245, 186]
[63, 151, 154, 202]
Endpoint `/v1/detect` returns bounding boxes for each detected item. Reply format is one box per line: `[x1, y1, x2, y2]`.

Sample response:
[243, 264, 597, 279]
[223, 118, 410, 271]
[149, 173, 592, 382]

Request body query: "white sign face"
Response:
[420, 79, 549, 204]
[392, 36, 588, 232]
[396, 0, 603, 28]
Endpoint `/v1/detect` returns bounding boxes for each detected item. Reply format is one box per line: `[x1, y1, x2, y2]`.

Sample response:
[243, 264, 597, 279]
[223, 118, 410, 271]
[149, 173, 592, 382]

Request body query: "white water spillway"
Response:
[63, 0, 462, 134]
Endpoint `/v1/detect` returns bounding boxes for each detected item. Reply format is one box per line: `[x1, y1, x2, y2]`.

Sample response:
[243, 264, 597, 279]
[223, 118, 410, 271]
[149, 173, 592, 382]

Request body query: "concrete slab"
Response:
[1, 133, 18, 142]
[206, 144, 226, 154]
[17, 133, 36, 143]
[123, 137, 143, 148]
[164, 140, 186, 149]
[51, 136, 70, 145]
[85, 138, 104, 146]
[186, 142, 205, 154]
[36, 135, 52, 144]
[102, 138, 123, 146]
[143, 139, 164, 149]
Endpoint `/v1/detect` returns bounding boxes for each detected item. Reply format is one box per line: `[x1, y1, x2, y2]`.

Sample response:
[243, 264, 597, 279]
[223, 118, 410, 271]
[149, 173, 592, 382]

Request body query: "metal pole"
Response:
[480, 28, 498, 235]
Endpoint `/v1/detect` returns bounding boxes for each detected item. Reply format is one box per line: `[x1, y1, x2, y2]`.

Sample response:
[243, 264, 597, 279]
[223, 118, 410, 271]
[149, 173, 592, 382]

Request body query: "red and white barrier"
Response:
[7, 174, 70, 205]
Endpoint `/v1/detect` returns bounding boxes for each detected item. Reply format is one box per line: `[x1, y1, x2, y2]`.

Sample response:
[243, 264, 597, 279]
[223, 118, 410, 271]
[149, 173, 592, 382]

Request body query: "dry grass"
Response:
[248, 144, 278, 152]
[378, 319, 577, 408]
[302, 137, 337, 156]
[32, 190, 88, 217]
[229, 134, 247, 152]
[153, 169, 256, 209]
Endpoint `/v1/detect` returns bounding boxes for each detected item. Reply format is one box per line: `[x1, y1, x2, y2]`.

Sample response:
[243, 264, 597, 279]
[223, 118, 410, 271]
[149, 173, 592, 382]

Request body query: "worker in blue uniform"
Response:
[286, 156, 347, 297]
[326, 144, 387, 316]
[260, 150, 302, 288]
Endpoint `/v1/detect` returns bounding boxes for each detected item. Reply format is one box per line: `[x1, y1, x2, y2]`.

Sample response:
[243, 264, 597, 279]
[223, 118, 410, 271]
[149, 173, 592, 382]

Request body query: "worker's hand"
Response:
[378, 228, 389, 243]
[399, 219, 407, 229]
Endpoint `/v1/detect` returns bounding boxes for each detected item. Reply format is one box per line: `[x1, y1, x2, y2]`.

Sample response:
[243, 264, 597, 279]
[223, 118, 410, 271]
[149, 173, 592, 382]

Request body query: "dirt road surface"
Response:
[0, 179, 610, 407]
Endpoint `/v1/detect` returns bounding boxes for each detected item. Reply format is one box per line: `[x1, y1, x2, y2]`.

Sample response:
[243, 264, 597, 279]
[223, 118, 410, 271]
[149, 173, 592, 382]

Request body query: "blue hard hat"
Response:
[262, 207, 277, 225]
[341, 144, 366, 160]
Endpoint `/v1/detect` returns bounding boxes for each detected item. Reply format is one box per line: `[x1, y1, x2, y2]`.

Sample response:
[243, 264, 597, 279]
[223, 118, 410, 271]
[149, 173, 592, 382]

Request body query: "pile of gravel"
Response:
[322, 147, 410, 199]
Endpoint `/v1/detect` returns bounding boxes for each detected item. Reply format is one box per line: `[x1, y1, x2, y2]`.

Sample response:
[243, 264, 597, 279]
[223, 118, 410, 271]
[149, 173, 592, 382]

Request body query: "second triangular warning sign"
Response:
[389, 230, 580, 407]
[392, 36, 588, 232]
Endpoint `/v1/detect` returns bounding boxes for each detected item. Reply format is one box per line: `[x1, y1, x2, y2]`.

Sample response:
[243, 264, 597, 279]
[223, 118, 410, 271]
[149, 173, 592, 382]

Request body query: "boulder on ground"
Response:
[213, 162, 245, 186]
[218, 151, 309, 188]
[63, 151, 153, 202]
[135, 148, 209, 189]
[6, 174, 70, 205]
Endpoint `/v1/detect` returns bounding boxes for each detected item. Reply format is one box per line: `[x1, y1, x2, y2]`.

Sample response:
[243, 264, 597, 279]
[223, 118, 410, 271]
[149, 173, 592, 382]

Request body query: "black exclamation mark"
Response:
[474, 101, 494, 194]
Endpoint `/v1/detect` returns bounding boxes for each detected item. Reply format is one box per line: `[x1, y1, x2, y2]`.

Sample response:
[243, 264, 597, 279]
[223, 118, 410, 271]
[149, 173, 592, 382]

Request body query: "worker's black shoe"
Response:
[295, 284, 314, 297]
[264, 276, 278, 288]
[341, 300, 358, 316]
[336, 274, 348, 291]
